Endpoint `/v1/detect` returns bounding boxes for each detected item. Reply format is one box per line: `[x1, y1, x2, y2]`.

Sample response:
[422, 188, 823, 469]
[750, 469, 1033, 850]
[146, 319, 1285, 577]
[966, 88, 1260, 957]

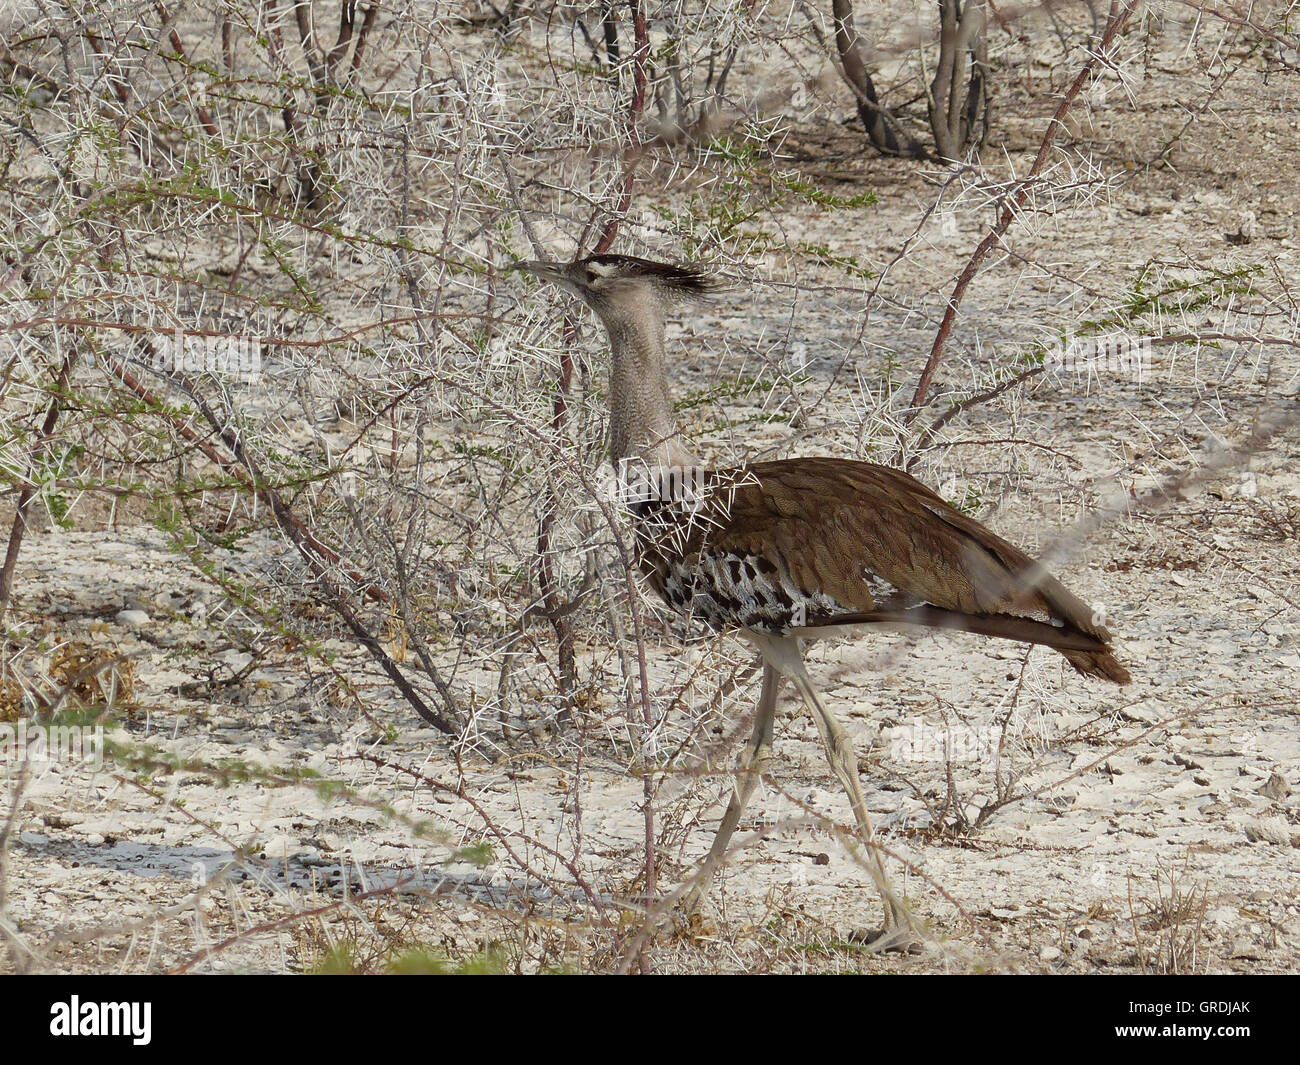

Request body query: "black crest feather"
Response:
[581, 254, 723, 300]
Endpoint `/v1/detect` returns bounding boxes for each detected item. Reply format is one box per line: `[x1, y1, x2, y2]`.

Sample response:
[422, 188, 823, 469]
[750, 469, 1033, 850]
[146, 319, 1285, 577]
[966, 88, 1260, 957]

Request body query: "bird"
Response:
[512, 253, 1130, 950]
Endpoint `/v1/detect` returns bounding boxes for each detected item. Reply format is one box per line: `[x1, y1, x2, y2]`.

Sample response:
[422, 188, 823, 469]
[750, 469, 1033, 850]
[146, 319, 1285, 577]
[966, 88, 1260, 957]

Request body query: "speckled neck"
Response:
[595, 293, 696, 469]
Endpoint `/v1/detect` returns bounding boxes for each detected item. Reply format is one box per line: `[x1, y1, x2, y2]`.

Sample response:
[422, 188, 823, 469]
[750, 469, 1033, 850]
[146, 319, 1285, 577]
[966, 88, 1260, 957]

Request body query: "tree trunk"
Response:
[831, 0, 927, 159]
[929, 0, 989, 161]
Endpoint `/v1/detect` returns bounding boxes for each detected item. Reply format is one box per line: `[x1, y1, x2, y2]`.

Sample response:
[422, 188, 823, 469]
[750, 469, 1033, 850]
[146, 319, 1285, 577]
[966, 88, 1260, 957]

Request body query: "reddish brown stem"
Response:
[616, 2, 657, 970]
[905, 0, 1138, 420]
[552, 3, 656, 968]
[154, 3, 220, 136]
[592, 0, 650, 254]
[536, 1, 651, 694]
[0, 347, 77, 626]
[536, 315, 579, 696]
[349, 3, 379, 74]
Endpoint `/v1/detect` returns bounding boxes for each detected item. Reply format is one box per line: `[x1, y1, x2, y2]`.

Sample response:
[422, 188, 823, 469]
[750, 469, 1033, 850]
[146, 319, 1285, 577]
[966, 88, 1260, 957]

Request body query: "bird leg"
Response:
[750, 633, 921, 952]
[681, 662, 779, 916]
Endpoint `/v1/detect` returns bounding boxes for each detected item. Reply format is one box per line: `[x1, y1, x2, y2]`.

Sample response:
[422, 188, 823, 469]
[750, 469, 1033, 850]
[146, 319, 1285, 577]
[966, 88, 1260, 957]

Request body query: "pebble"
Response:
[1260, 772, 1292, 801]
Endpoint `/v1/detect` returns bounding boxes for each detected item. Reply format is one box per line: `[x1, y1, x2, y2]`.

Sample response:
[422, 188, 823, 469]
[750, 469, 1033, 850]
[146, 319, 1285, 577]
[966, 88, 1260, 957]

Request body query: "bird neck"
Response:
[599, 301, 697, 470]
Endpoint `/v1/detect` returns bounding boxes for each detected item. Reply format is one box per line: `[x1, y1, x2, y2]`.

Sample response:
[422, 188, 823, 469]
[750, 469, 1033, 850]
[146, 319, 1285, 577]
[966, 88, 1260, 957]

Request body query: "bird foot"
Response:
[849, 921, 926, 955]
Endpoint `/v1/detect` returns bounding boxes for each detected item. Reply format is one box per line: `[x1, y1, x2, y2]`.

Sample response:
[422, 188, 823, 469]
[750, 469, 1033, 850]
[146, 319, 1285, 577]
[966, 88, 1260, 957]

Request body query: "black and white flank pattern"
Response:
[635, 491, 903, 633]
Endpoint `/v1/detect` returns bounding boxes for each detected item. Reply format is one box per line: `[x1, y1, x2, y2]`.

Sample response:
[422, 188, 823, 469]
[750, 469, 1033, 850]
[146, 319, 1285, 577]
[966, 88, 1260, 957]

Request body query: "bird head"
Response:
[510, 254, 719, 317]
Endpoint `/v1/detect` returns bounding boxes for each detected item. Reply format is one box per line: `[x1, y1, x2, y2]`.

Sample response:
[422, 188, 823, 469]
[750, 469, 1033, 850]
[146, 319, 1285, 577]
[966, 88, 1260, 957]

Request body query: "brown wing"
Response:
[635, 457, 1129, 683]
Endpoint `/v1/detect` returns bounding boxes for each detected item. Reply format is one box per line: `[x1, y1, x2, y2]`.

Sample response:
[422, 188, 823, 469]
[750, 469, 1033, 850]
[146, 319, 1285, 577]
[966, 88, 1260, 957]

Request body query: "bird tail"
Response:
[1060, 647, 1131, 684]
[797, 606, 1131, 684]
[1007, 561, 1132, 684]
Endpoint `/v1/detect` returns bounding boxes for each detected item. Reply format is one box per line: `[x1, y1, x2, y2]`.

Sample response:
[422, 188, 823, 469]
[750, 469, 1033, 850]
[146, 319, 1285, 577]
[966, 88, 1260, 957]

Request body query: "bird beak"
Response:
[508, 259, 569, 285]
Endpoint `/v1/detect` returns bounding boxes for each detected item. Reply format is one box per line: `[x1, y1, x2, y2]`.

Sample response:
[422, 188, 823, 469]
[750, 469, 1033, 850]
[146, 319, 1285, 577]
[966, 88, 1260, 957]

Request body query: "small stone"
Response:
[1260, 772, 1291, 801]
[115, 609, 150, 628]
[1244, 818, 1292, 846]
[1039, 945, 1062, 962]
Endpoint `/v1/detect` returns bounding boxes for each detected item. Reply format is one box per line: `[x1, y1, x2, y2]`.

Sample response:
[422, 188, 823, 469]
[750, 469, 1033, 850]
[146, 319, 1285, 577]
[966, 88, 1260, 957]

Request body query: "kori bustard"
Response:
[514, 254, 1130, 949]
